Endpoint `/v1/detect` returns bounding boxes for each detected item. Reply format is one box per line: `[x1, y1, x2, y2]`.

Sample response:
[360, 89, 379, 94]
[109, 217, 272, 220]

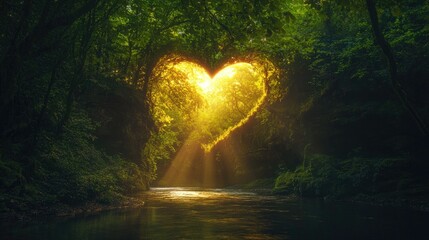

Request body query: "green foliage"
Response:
[34, 110, 148, 204]
[0, 155, 23, 190]
[143, 128, 181, 181]
[0, 108, 148, 211]
[275, 154, 407, 197]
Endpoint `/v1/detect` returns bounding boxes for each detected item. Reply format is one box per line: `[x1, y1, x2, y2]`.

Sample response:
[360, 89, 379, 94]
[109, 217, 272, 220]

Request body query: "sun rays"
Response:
[159, 136, 247, 188]
[149, 55, 279, 187]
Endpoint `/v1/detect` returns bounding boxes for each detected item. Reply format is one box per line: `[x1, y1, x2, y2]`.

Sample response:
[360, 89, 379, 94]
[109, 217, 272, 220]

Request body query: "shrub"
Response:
[274, 154, 406, 197]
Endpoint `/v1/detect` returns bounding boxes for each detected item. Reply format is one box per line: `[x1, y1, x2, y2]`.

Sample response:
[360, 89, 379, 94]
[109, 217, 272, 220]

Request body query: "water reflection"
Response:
[2, 188, 429, 239]
[150, 187, 257, 200]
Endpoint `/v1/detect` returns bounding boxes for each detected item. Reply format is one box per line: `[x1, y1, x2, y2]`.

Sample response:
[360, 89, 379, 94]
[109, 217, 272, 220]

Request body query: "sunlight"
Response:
[213, 65, 237, 81]
[150, 55, 278, 164]
[173, 61, 254, 98]
[163, 61, 268, 152]
[152, 56, 279, 187]
[197, 79, 212, 94]
[169, 191, 201, 197]
[159, 134, 249, 188]
[167, 190, 227, 199]
[159, 138, 201, 187]
[174, 61, 213, 94]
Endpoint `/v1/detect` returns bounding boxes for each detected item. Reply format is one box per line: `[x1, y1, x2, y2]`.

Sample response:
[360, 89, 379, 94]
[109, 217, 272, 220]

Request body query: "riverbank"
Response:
[346, 191, 429, 212]
[0, 195, 145, 222]
[228, 178, 429, 212]
[289, 189, 429, 213]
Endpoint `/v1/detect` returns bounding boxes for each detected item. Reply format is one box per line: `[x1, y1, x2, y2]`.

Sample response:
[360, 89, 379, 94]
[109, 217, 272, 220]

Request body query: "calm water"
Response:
[2, 187, 429, 239]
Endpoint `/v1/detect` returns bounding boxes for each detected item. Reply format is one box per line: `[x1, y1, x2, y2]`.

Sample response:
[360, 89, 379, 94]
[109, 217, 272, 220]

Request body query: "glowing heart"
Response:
[151, 57, 270, 152]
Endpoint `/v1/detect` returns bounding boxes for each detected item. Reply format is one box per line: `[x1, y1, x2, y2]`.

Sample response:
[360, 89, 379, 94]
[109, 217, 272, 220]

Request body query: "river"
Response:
[2, 187, 429, 239]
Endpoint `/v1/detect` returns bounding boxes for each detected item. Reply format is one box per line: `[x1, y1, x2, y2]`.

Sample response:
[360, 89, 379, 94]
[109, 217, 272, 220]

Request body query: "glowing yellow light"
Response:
[174, 62, 213, 95]
[173, 62, 254, 98]
[170, 191, 201, 197]
[213, 65, 236, 80]
[152, 56, 279, 187]
[152, 58, 273, 153]
[197, 79, 212, 93]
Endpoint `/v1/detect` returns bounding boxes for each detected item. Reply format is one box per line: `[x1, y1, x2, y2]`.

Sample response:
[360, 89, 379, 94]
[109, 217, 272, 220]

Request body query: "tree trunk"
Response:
[365, 0, 429, 137]
[32, 62, 60, 146]
[1, 0, 101, 137]
[57, 11, 96, 135]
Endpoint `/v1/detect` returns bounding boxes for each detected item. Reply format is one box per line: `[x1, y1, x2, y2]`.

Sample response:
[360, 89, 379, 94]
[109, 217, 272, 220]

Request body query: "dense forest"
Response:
[1, 0, 428, 215]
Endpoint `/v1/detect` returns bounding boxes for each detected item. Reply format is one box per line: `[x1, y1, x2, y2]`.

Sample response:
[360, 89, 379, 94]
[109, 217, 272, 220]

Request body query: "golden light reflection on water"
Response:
[150, 188, 257, 201]
[169, 190, 205, 198]
[139, 188, 288, 239]
[166, 189, 228, 200]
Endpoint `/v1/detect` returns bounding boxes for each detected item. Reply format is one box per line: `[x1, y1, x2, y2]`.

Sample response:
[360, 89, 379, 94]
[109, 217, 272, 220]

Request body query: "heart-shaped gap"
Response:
[150, 55, 273, 152]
